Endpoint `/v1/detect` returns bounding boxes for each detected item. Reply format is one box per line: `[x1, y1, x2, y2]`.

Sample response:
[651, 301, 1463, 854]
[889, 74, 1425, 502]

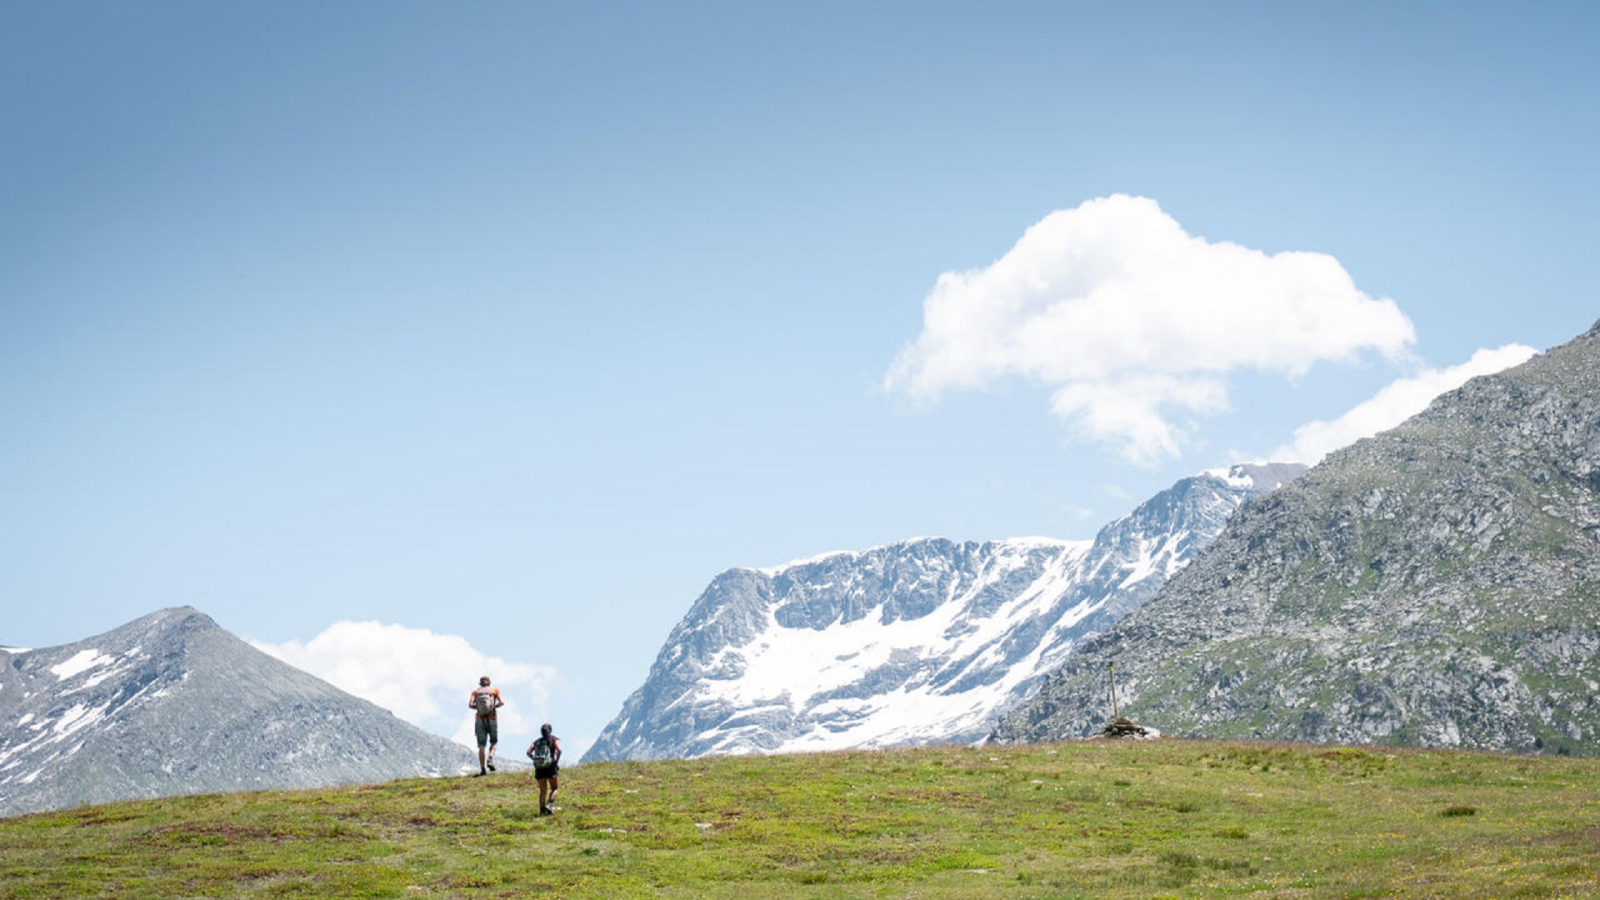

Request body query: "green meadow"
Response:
[2, 740, 1597, 899]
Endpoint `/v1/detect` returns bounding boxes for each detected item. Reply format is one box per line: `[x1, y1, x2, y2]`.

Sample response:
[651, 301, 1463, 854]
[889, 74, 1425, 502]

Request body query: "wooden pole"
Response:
[1109, 661, 1119, 720]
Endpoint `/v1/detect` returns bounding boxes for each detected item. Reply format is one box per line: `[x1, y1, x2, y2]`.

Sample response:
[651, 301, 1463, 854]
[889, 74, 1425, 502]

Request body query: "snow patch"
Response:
[51, 649, 116, 680]
[52, 702, 110, 739]
[751, 537, 1080, 578]
[998, 536, 1081, 552]
[752, 549, 860, 577]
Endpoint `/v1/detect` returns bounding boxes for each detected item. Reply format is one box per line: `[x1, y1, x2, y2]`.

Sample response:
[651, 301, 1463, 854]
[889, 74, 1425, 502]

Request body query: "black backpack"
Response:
[531, 736, 554, 767]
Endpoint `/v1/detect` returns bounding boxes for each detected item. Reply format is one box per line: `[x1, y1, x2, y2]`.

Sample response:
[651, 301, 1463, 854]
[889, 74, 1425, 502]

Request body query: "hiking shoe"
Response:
[540, 805, 552, 816]
[473, 770, 487, 777]
[487, 762, 496, 772]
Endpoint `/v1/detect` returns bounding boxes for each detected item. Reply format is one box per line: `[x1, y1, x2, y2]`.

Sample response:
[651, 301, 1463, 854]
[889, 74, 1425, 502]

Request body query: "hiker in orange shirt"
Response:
[468, 676, 504, 776]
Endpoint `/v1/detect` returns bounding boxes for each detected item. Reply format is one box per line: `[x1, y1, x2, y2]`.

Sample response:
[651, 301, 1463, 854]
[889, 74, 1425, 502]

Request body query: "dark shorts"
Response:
[474, 717, 498, 747]
[535, 764, 559, 780]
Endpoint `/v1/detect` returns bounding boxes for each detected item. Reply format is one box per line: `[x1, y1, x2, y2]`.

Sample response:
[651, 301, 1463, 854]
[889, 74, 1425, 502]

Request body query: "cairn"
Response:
[1090, 662, 1157, 741]
[1097, 716, 1150, 738]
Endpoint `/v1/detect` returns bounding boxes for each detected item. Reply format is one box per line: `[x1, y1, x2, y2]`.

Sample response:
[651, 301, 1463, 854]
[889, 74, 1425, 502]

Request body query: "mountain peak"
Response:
[0, 608, 473, 817]
[1203, 462, 1307, 492]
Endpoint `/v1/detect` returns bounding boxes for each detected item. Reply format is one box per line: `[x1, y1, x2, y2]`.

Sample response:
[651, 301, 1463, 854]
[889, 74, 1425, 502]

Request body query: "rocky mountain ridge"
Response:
[993, 321, 1600, 756]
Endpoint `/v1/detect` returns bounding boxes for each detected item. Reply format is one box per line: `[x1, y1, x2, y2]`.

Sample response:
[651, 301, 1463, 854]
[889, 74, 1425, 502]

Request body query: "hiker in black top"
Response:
[527, 722, 562, 814]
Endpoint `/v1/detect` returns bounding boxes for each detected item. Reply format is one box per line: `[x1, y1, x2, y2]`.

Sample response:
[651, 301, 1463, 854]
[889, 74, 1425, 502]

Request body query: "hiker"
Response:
[527, 722, 562, 814]
[469, 676, 504, 776]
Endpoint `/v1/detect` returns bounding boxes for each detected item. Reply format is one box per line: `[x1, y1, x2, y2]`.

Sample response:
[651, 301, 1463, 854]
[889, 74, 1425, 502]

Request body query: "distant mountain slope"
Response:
[0, 608, 473, 817]
[994, 322, 1600, 756]
[584, 464, 1304, 762]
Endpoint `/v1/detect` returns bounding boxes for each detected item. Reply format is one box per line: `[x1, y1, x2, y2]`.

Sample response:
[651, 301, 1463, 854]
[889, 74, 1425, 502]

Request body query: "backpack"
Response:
[531, 736, 554, 768]
[473, 688, 497, 718]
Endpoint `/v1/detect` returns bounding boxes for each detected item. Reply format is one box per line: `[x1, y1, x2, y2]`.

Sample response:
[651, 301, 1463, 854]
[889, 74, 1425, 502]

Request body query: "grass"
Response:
[1, 739, 1598, 898]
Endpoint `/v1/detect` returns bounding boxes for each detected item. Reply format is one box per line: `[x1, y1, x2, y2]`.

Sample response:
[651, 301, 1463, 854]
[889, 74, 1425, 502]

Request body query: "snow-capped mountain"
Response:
[0, 607, 474, 818]
[583, 463, 1305, 762]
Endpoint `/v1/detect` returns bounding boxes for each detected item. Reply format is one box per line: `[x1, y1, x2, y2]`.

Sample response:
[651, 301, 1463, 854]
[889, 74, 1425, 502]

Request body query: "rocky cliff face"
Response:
[584, 464, 1303, 762]
[0, 608, 474, 817]
[994, 322, 1600, 756]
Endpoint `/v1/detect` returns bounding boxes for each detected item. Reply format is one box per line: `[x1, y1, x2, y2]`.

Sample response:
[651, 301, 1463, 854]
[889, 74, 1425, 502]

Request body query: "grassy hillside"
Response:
[2, 740, 1597, 899]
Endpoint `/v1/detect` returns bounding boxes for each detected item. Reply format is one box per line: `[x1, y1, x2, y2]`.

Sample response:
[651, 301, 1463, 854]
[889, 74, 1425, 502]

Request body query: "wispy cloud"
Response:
[1272, 344, 1539, 464]
[252, 621, 559, 749]
[884, 194, 1416, 464]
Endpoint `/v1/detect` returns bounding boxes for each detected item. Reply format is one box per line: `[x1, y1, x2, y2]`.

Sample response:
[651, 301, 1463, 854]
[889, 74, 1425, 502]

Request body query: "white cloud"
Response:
[1272, 343, 1538, 464]
[252, 621, 559, 750]
[884, 194, 1417, 464]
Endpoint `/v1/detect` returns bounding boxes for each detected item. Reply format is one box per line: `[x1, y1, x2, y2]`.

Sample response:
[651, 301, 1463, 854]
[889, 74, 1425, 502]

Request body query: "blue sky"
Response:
[4, 2, 1597, 757]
